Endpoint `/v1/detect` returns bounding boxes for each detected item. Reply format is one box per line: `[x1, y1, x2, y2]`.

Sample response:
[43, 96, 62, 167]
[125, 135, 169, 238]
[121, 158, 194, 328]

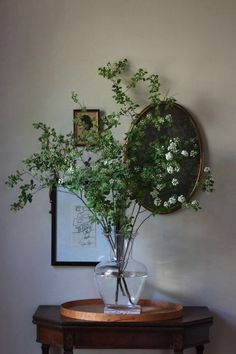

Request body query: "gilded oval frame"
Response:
[126, 103, 204, 214]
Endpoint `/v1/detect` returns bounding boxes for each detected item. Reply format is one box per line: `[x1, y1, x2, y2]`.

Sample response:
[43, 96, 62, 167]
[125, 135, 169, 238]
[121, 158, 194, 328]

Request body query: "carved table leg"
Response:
[41, 344, 50, 354]
[63, 330, 73, 354]
[196, 345, 204, 354]
[173, 332, 183, 354]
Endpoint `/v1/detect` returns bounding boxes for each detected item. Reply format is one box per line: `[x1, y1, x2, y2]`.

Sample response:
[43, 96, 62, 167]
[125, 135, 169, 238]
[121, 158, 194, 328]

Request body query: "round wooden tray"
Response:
[60, 299, 183, 322]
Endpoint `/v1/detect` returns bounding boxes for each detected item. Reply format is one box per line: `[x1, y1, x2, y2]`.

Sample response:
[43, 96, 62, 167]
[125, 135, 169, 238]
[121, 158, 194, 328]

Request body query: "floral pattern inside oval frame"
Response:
[126, 103, 204, 214]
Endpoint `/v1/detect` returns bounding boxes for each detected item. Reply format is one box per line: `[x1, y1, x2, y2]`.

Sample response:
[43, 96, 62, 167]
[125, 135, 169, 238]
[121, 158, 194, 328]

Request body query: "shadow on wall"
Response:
[208, 310, 236, 354]
[143, 281, 202, 305]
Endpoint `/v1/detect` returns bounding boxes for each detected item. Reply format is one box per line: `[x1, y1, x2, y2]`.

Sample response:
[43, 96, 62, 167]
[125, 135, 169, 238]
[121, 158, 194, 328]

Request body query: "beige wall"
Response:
[1, 0, 236, 353]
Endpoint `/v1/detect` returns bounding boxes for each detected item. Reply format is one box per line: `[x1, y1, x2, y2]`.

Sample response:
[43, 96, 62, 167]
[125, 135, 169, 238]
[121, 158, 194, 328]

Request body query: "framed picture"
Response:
[51, 188, 110, 266]
[73, 109, 100, 146]
[126, 103, 203, 214]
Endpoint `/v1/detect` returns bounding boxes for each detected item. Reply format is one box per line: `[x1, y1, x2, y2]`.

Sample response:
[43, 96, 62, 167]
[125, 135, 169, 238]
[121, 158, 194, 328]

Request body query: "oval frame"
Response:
[126, 103, 204, 214]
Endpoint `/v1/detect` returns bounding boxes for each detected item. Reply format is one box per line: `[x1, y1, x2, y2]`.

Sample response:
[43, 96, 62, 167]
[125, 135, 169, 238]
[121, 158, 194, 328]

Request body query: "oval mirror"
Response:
[126, 103, 203, 214]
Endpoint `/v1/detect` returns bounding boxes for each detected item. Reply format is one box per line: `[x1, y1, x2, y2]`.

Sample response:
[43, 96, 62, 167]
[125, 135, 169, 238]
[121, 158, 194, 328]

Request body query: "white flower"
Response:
[154, 197, 162, 206]
[67, 166, 74, 173]
[163, 201, 169, 208]
[190, 150, 198, 157]
[58, 178, 64, 185]
[168, 141, 178, 153]
[181, 150, 189, 157]
[204, 166, 211, 173]
[165, 114, 172, 123]
[178, 195, 186, 203]
[167, 166, 174, 174]
[168, 196, 176, 205]
[172, 178, 179, 186]
[175, 165, 180, 172]
[191, 200, 201, 210]
[103, 159, 116, 166]
[165, 152, 173, 161]
[156, 183, 164, 191]
[151, 189, 159, 198]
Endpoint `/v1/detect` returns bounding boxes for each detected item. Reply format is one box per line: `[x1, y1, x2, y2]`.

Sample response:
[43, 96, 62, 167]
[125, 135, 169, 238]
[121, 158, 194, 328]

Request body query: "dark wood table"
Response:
[33, 305, 213, 354]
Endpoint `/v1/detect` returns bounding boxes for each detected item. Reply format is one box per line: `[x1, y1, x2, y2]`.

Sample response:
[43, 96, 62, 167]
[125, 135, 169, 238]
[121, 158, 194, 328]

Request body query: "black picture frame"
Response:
[51, 188, 110, 266]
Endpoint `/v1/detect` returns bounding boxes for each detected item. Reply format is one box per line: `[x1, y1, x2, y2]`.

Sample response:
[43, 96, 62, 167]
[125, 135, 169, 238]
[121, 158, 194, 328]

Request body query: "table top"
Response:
[33, 304, 213, 328]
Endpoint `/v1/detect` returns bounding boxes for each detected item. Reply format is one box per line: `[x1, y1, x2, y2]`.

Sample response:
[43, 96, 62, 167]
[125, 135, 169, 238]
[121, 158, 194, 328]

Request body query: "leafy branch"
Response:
[6, 59, 214, 231]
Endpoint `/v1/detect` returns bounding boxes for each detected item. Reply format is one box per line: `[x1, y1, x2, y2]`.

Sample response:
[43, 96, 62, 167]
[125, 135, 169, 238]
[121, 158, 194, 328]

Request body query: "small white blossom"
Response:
[154, 197, 162, 206]
[151, 189, 159, 198]
[190, 200, 201, 210]
[178, 195, 186, 203]
[167, 166, 174, 174]
[163, 201, 169, 208]
[58, 178, 64, 185]
[165, 114, 172, 123]
[190, 150, 198, 157]
[67, 166, 74, 173]
[168, 196, 176, 205]
[168, 141, 178, 153]
[204, 166, 211, 173]
[175, 165, 180, 172]
[172, 178, 179, 186]
[181, 150, 189, 157]
[104, 159, 116, 166]
[156, 183, 164, 191]
[165, 152, 173, 161]
[146, 113, 152, 120]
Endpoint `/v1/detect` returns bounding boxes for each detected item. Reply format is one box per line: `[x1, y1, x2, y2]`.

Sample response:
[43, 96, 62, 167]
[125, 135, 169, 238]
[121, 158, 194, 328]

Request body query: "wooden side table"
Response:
[33, 305, 213, 354]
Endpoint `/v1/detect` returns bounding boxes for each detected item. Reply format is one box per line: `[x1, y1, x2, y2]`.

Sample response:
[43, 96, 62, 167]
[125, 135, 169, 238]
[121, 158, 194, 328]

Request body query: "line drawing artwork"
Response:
[72, 205, 96, 248]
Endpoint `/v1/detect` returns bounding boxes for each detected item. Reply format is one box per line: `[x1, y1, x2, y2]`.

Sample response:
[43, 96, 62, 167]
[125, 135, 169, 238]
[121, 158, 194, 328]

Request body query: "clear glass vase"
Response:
[94, 231, 148, 314]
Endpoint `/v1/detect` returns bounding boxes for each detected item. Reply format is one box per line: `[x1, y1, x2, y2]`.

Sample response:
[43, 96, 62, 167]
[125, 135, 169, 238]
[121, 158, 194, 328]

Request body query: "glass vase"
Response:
[94, 231, 148, 314]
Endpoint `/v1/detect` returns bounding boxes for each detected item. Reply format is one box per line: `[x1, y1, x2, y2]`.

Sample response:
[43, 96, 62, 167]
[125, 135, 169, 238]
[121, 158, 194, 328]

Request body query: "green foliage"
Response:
[6, 59, 214, 235]
[6, 123, 81, 210]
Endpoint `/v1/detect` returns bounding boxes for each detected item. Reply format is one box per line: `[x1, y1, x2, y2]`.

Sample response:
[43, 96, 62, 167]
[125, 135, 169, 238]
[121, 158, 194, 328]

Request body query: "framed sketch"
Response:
[73, 109, 100, 146]
[51, 188, 110, 266]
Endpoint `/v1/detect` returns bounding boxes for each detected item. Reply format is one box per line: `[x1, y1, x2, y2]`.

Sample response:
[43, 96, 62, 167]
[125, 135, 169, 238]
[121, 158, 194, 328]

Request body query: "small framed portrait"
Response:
[73, 109, 100, 146]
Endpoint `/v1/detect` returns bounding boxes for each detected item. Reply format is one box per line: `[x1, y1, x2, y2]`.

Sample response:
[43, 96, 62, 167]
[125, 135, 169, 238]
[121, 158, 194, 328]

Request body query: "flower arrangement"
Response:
[6, 59, 213, 220]
[6, 59, 214, 309]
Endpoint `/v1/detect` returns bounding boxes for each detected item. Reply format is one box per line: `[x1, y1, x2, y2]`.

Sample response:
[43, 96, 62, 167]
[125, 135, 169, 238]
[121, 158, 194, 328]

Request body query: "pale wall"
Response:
[1, 1, 236, 353]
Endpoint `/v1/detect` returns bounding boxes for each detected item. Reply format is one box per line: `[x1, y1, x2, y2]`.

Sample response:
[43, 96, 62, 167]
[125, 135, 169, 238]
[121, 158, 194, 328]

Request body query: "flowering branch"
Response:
[6, 59, 214, 234]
